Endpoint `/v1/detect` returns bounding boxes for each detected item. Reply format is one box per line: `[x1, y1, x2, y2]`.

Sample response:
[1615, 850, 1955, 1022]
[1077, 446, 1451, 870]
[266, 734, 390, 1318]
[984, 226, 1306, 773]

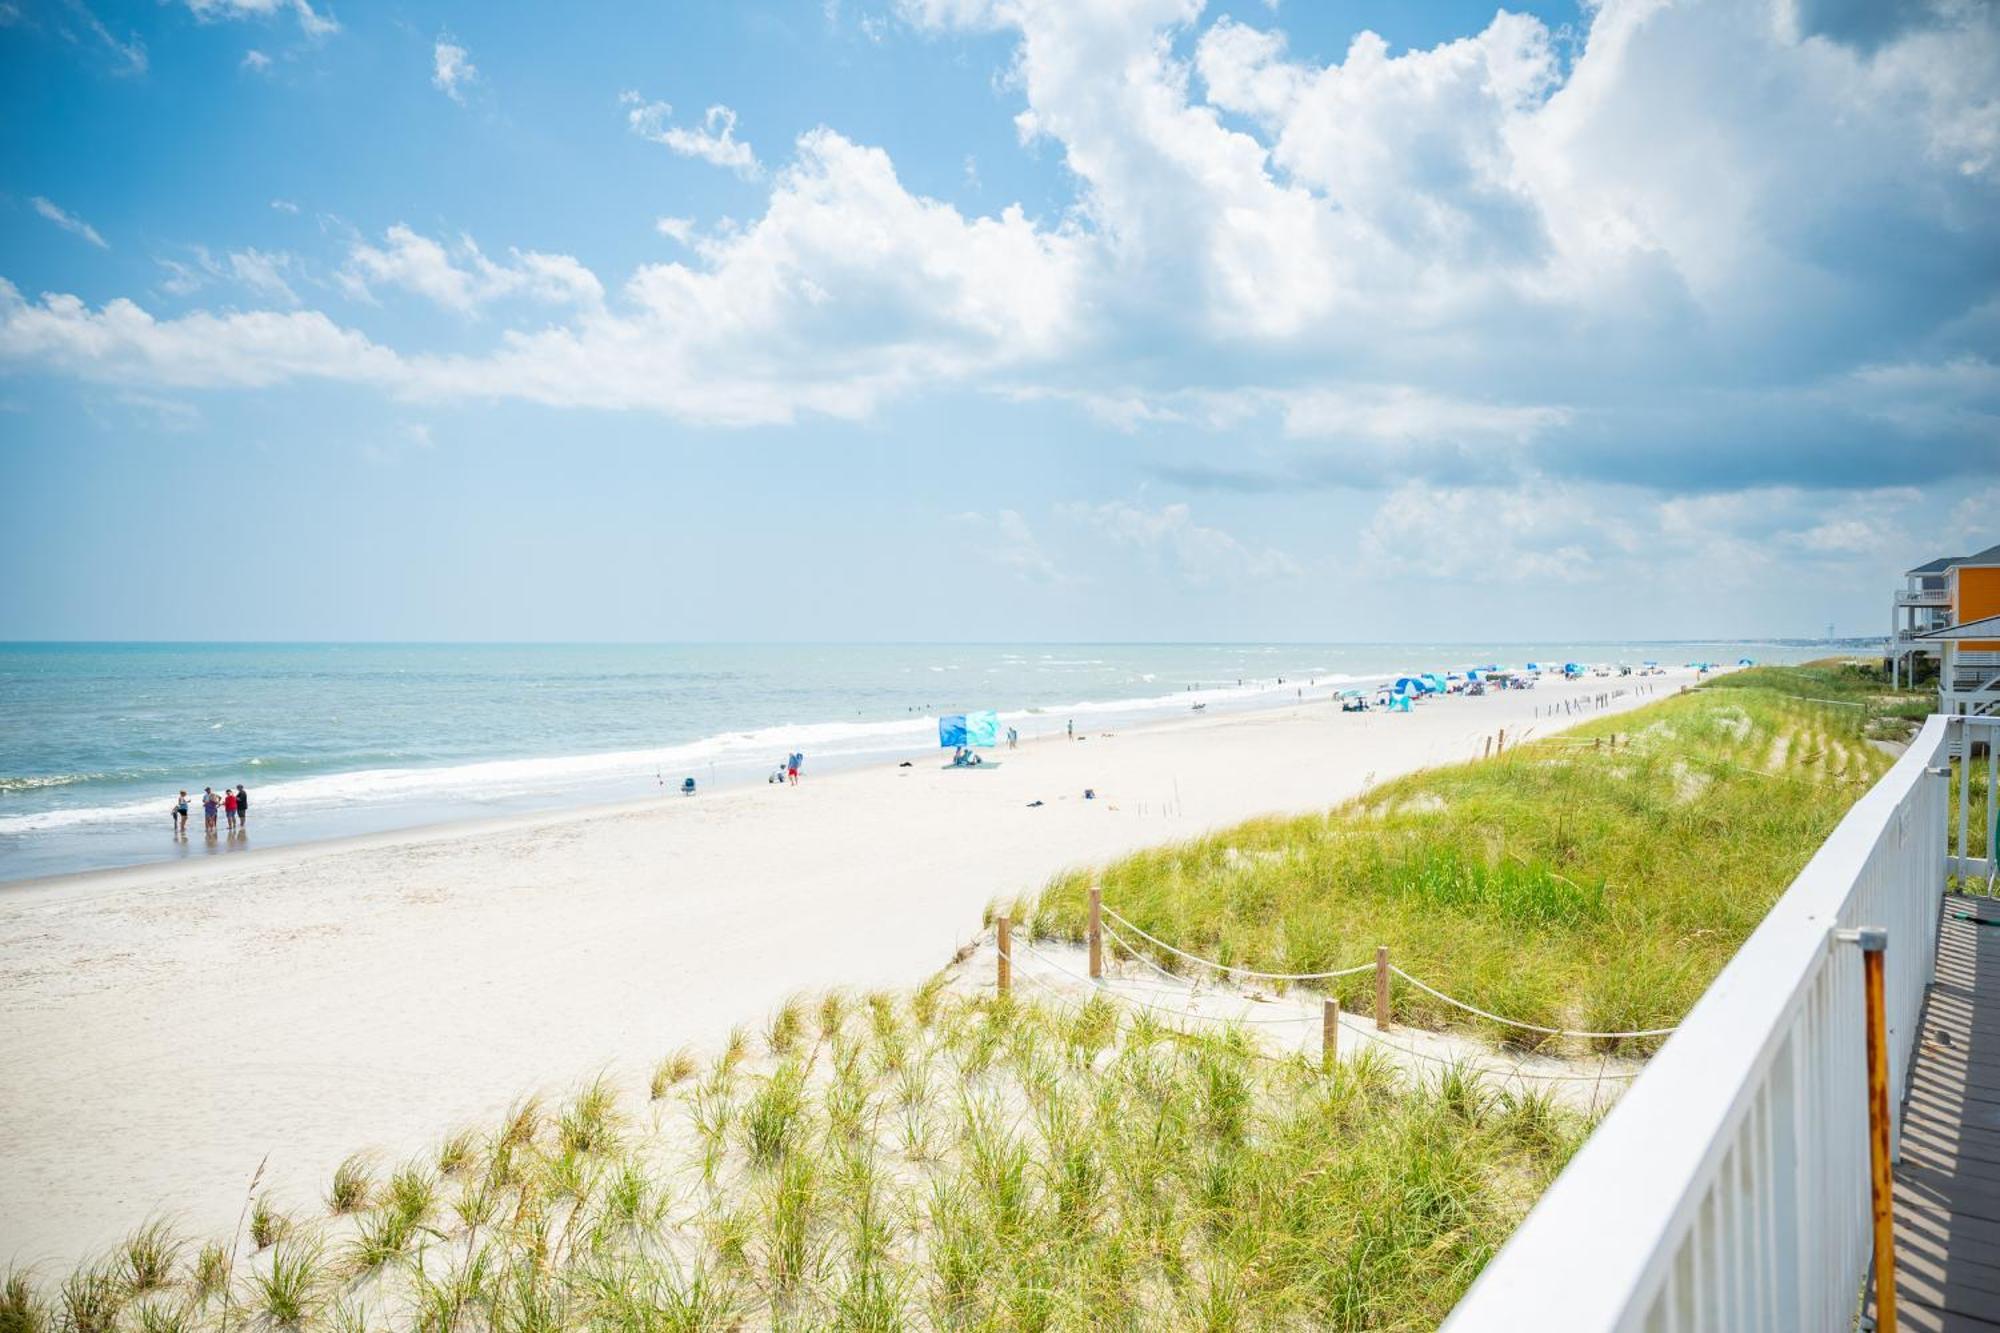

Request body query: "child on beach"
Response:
[787, 752, 802, 785]
[223, 787, 238, 831]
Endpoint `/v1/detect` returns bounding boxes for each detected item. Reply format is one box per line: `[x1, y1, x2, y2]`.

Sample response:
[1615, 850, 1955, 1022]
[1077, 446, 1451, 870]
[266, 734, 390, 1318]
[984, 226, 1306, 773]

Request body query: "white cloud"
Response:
[1062, 500, 1300, 585]
[240, 48, 271, 72]
[183, 0, 337, 39]
[3, 125, 1083, 425]
[0, 278, 401, 389]
[270, 198, 300, 214]
[339, 225, 603, 313]
[397, 128, 1085, 423]
[432, 37, 476, 103]
[623, 94, 761, 178]
[30, 197, 108, 249]
[654, 216, 695, 244]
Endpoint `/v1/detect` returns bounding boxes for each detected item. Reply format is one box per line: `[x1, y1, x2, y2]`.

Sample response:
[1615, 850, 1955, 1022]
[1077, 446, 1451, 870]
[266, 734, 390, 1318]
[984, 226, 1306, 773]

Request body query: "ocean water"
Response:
[0, 641, 1826, 883]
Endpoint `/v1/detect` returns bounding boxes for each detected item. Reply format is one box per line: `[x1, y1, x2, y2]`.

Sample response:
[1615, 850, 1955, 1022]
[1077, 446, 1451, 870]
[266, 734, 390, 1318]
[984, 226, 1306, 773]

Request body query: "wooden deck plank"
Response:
[1877, 895, 2000, 1331]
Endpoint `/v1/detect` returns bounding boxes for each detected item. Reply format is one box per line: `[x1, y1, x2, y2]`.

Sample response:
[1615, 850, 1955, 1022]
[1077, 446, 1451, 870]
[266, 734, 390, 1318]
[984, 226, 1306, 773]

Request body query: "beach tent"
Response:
[1524, 662, 1542, 672]
[1563, 662, 1584, 677]
[938, 710, 1001, 749]
[1738, 657, 1756, 666]
[1391, 675, 1426, 695]
[1422, 673, 1448, 693]
[1386, 692, 1413, 712]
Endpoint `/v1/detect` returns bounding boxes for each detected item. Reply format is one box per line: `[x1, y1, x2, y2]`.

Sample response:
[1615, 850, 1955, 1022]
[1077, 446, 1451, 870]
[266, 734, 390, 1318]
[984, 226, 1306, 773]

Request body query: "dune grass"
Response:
[21, 990, 1590, 1331]
[1015, 671, 1895, 1053]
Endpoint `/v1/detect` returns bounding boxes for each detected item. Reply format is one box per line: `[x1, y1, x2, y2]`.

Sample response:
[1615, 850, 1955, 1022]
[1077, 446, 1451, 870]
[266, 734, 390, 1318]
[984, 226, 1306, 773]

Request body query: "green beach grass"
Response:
[1014, 665, 1903, 1054]
[4, 989, 1589, 1332]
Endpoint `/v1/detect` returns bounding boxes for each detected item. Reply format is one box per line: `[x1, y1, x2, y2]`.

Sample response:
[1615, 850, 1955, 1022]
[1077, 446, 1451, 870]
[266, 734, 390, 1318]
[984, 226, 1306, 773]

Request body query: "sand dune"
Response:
[0, 671, 1689, 1265]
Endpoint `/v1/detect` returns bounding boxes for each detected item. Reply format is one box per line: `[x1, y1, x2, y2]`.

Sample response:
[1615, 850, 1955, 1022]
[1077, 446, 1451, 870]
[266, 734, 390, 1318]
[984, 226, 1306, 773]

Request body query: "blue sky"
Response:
[1, 0, 1995, 642]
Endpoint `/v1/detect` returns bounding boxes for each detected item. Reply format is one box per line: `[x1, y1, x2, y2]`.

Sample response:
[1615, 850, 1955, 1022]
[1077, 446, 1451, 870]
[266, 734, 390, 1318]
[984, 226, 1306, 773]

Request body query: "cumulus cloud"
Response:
[897, 0, 2000, 489]
[30, 197, 107, 249]
[0, 278, 400, 389]
[432, 36, 476, 103]
[240, 48, 271, 71]
[623, 93, 761, 178]
[338, 225, 603, 313]
[3, 128, 1083, 425]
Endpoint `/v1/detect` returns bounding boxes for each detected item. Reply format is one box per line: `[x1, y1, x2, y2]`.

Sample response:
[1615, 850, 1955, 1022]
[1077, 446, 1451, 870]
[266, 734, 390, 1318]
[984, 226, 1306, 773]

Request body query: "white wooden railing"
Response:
[1445, 715, 1979, 1331]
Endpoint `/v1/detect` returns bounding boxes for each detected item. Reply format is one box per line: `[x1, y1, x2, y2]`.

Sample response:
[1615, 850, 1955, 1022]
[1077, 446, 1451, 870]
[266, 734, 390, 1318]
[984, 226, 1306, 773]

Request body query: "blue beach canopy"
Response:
[1563, 662, 1583, 675]
[939, 710, 1001, 748]
[1391, 675, 1426, 695]
[1738, 657, 1755, 666]
[1422, 673, 1448, 692]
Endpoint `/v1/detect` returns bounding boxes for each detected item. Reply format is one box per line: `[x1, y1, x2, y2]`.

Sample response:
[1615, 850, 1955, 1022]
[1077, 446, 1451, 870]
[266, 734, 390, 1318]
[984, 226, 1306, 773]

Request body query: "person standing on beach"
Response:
[201, 787, 218, 833]
[223, 786, 238, 831]
[172, 790, 189, 836]
[787, 752, 802, 785]
[235, 784, 249, 827]
[1066, 718, 1074, 740]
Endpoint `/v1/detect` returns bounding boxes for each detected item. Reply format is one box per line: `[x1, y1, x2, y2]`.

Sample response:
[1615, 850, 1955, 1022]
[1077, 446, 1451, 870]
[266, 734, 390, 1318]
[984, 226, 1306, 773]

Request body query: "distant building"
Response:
[1891, 542, 2000, 715]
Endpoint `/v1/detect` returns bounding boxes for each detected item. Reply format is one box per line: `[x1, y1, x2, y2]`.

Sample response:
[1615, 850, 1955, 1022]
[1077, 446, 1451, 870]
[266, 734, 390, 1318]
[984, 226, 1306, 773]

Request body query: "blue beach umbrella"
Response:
[1391, 676, 1426, 695]
[938, 709, 1002, 748]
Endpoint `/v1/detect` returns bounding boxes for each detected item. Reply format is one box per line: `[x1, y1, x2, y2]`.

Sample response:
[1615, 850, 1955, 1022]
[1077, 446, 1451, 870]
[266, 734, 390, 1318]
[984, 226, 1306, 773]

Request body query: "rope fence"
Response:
[996, 932, 1641, 1090]
[1094, 902, 1680, 1043]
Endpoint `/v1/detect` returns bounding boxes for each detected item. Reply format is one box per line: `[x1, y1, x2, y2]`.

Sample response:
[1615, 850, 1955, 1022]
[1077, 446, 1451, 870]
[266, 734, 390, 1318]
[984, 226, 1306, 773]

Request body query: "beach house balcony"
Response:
[1888, 544, 2000, 704]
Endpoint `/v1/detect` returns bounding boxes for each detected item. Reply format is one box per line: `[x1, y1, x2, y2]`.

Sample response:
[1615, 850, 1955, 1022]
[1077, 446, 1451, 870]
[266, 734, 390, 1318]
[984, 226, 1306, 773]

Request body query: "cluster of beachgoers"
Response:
[1341, 657, 1743, 713]
[168, 784, 251, 838]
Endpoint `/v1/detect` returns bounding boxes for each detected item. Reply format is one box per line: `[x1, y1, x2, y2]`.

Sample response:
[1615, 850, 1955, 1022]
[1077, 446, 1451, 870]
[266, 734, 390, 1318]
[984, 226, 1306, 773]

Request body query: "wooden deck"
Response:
[1879, 894, 2000, 1331]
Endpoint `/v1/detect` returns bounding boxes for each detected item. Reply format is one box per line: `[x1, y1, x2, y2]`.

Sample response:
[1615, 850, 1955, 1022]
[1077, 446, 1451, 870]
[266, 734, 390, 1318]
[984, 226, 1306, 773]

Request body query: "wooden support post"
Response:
[996, 915, 1011, 995]
[1859, 927, 1899, 1333]
[1483, 735, 1492, 759]
[1322, 997, 1339, 1072]
[1497, 728, 1506, 755]
[1374, 945, 1391, 1030]
[1088, 885, 1103, 980]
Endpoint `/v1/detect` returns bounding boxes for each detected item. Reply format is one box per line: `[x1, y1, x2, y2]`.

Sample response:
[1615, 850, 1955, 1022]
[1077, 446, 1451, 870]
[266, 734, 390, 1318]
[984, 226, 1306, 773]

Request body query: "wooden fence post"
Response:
[1374, 945, 1392, 1030]
[1497, 728, 1506, 755]
[1088, 885, 1103, 980]
[1483, 735, 1493, 759]
[1323, 997, 1339, 1072]
[996, 915, 1011, 994]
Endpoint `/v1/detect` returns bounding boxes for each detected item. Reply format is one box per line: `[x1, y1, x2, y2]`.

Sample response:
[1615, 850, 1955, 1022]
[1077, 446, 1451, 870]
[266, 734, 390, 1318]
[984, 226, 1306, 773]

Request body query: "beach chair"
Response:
[681, 777, 696, 796]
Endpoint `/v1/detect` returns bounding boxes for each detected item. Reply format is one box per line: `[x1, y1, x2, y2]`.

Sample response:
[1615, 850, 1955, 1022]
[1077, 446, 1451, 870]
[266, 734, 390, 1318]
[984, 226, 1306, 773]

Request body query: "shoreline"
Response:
[0, 670, 1696, 1266]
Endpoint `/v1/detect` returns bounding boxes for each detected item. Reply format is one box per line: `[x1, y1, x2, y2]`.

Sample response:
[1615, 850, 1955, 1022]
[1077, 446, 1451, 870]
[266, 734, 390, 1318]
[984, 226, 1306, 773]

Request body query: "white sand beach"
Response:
[0, 672, 1692, 1266]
